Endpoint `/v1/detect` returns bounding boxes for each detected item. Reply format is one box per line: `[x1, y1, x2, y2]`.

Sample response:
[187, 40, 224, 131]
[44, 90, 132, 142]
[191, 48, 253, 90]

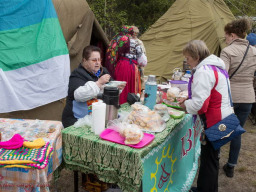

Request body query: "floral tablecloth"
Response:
[0, 118, 63, 192]
[62, 104, 185, 192]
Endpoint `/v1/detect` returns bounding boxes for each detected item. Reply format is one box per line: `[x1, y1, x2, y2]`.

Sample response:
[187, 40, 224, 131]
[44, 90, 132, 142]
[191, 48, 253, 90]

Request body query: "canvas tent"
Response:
[141, 0, 235, 81]
[0, 0, 108, 120]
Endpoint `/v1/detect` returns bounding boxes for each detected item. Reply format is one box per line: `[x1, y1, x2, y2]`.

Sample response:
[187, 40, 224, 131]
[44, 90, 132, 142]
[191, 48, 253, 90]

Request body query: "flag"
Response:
[0, 0, 70, 113]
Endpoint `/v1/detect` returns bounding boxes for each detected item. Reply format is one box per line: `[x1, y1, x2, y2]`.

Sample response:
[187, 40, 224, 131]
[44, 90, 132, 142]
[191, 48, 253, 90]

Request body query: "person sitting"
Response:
[62, 45, 111, 128]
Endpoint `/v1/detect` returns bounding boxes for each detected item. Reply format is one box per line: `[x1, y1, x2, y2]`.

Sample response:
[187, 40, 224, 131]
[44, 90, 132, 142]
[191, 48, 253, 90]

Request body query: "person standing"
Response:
[62, 45, 111, 128]
[179, 40, 233, 192]
[220, 17, 256, 178]
[105, 25, 146, 104]
[247, 32, 256, 47]
[132, 26, 147, 90]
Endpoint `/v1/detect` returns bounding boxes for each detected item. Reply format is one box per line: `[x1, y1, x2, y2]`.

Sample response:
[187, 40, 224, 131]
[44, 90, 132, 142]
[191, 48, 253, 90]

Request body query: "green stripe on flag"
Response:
[0, 18, 68, 71]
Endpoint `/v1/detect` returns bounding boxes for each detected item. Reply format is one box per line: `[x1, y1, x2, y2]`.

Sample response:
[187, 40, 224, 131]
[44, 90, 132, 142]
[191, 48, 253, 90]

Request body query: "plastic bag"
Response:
[154, 104, 170, 122]
[126, 103, 166, 132]
[167, 87, 181, 101]
[74, 115, 92, 128]
[107, 119, 144, 145]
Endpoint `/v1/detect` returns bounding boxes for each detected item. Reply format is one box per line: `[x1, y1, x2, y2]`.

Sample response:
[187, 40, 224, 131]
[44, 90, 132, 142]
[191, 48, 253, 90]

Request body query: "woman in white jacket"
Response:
[179, 40, 233, 192]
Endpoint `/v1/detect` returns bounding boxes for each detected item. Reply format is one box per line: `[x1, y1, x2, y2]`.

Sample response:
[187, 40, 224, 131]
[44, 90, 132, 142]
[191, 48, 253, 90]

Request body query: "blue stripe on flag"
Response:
[0, 0, 57, 31]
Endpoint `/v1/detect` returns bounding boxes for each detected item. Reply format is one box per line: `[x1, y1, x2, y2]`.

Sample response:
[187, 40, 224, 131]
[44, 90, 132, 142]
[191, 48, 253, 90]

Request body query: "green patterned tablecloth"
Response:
[62, 104, 185, 192]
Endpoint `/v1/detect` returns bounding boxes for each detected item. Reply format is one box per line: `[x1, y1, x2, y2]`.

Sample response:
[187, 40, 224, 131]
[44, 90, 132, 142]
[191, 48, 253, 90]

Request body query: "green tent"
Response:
[141, 0, 235, 81]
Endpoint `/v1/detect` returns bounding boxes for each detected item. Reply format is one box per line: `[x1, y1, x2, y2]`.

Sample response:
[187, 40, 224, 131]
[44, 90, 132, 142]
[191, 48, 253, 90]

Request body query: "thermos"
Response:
[144, 75, 157, 110]
[102, 87, 120, 125]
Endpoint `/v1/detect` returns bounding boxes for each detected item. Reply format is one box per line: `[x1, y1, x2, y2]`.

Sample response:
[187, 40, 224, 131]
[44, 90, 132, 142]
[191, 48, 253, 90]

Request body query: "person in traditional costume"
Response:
[105, 25, 147, 104]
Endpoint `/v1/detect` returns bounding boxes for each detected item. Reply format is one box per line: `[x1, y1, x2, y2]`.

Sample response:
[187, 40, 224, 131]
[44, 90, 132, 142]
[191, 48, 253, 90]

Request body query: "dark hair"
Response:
[224, 18, 251, 38]
[82, 45, 101, 60]
[183, 40, 210, 62]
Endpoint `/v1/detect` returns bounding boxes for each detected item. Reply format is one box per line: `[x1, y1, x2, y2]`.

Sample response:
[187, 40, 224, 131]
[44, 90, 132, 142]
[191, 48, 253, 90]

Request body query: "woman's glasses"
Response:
[88, 58, 102, 63]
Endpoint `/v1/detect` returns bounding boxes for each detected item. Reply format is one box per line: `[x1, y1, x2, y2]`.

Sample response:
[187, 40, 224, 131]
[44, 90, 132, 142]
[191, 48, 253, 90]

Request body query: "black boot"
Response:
[223, 163, 234, 178]
[189, 187, 198, 192]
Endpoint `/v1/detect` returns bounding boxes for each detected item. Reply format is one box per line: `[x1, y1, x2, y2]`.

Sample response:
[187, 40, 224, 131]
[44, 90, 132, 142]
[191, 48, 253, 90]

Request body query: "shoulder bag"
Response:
[204, 77, 246, 150]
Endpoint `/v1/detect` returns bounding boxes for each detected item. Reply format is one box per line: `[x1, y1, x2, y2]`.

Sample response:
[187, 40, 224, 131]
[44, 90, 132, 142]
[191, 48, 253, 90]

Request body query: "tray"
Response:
[162, 101, 182, 109]
[100, 129, 155, 148]
[167, 107, 185, 119]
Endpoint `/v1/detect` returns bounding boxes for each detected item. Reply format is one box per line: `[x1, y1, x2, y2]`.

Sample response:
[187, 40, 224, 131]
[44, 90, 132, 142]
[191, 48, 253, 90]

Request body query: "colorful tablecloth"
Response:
[142, 115, 202, 192]
[62, 104, 187, 192]
[0, 118, 63, 192]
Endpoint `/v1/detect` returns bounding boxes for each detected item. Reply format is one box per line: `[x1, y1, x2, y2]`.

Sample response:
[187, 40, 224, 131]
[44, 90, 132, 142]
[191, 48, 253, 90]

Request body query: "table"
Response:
[0, 118, 63, 192]
[62, 109, 202, 192]
[141, 115, 202, 192]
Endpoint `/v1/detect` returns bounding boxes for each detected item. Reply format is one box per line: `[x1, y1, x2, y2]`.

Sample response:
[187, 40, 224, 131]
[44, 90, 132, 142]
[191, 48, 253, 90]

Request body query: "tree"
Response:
[87, 0, 256, 39]
[87, 0, 174, 38]
[87, 0, 128, 38]
[224, 0, 256, 17]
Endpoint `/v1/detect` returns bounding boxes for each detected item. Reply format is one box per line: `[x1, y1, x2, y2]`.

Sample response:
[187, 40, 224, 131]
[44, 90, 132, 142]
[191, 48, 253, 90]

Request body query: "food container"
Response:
[104, 81, 127, 94]
[168, 107, 185, 119]
[172, 68, 183, 80]
[163, 99, 182, 109]
[169, 80, 188, 91]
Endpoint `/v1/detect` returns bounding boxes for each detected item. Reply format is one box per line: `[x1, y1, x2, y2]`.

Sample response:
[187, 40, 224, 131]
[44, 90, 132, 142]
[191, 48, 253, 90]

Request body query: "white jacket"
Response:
[185, 54, 233, 128]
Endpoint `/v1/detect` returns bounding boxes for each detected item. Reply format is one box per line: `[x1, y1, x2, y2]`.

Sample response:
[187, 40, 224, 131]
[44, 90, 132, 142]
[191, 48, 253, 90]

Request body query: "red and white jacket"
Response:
[184, 54, 233, 128]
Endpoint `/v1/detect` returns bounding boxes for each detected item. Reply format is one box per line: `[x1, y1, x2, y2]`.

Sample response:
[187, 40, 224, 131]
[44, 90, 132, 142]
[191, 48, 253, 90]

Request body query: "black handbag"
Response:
[204, 78, 246, 150]
[127, 93, 140, 105]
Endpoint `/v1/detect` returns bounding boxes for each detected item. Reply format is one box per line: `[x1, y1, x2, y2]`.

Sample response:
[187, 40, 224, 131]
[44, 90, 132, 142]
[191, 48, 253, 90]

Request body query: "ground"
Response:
[50, 115, 256, 192]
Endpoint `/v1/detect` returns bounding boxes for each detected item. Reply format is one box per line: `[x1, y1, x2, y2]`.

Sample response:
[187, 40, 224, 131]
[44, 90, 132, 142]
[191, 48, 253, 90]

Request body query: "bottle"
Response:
[181, 70, 192, 82]
[183, 59, 190, 71]
[144, 75, 157, 110]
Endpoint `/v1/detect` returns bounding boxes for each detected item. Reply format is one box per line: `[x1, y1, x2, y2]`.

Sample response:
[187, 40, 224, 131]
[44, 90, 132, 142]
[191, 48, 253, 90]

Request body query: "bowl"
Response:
[105, 81, 127, 94]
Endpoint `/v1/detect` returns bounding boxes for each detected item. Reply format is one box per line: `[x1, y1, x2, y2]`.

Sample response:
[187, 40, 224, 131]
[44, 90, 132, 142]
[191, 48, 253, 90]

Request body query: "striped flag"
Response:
[0, 0, 70, 113]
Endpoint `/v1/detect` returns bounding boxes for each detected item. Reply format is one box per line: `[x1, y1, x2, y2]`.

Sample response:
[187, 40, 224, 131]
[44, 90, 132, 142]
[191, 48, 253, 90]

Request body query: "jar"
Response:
[172, 68, 183, 80]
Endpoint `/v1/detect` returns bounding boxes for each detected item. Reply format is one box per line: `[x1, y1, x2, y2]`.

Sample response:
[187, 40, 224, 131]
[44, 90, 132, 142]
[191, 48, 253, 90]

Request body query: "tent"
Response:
[141, 0, 235, 81]
[0, 0, 109, 120]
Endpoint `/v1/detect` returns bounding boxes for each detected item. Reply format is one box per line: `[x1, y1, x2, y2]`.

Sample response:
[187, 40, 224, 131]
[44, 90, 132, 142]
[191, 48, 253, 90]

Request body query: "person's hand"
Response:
[178, 97, 188, 110]
[179, 102, 186, 110]
[118, 83, 126, 91]
[177, 97, 188, 104]
[96, 74, 111, 87]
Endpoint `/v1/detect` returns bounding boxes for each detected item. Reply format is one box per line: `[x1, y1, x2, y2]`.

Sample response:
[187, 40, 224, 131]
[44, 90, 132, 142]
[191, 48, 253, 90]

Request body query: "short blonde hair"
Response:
[183, 40, 210, 62]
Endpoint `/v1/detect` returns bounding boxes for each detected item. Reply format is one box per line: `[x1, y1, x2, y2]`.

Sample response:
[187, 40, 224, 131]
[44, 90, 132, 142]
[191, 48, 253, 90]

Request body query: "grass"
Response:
[237, 166, 247, 173]
[251, 180, 256, 187]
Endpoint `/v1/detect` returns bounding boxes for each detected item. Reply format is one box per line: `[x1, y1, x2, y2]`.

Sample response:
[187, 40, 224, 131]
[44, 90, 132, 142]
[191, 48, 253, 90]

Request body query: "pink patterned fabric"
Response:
[0, 134, 24, 149]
